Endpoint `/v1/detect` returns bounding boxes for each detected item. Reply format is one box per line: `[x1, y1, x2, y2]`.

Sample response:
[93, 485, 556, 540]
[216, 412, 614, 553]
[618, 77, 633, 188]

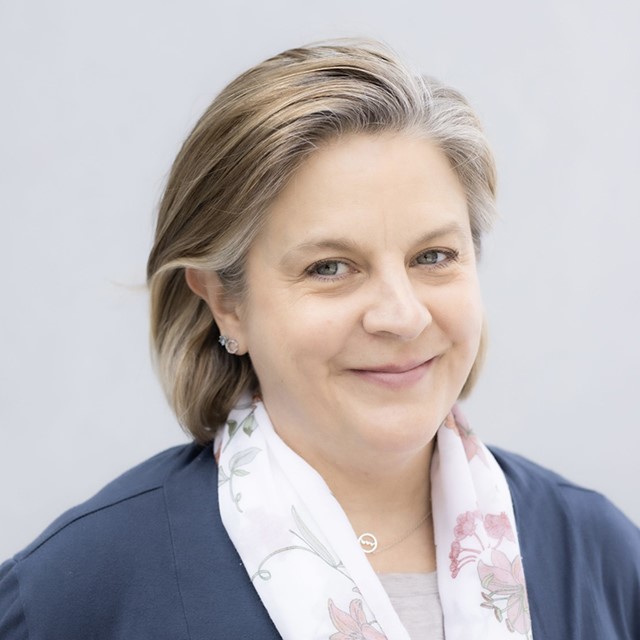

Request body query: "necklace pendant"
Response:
[358, 532, 378, 554]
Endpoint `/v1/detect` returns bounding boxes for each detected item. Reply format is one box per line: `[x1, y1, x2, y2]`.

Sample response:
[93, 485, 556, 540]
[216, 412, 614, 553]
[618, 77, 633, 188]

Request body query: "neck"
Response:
[305, 440, 436, 573]
[320, 441, 433, 522]
[267, 406, 438, 572]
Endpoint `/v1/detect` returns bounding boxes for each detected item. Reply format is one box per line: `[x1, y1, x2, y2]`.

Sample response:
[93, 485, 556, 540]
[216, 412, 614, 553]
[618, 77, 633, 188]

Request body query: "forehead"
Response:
[256, 133, 470, 253]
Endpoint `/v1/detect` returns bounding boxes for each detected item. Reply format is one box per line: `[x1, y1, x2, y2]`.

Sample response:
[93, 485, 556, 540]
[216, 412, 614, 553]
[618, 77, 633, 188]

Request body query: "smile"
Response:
[349, 358, 436, 390]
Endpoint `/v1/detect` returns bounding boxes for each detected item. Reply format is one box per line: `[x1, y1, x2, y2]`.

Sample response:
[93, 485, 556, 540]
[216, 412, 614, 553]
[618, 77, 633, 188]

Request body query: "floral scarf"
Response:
[214, 399, 533, 640]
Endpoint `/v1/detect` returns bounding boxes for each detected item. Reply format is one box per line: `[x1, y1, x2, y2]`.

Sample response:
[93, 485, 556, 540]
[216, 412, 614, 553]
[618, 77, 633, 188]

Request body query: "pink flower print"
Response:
[328, 599, 387, 640]
[454, 510, 478, 540]
[460, 430, 484, 464]
[449, 540, 465, 578]
[449, 512, 486, 578]
[484, 512, 515, 544]
[443, 406, 487, 465]
[478, 550, 531, 636]
[451, 404, 470, 431]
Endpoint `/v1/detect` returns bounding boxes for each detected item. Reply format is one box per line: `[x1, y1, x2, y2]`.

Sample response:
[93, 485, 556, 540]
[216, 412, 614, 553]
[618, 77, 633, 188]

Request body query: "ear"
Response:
[185, 267, 247, 353]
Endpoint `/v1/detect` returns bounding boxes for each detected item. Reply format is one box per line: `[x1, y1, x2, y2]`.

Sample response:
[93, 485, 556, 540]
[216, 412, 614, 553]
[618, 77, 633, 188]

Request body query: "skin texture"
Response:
[188, 133, 483, 571]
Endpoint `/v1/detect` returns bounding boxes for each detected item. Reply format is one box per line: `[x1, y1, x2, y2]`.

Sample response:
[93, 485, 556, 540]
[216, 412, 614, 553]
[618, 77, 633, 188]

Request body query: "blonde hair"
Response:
[147, 40, 497, 443]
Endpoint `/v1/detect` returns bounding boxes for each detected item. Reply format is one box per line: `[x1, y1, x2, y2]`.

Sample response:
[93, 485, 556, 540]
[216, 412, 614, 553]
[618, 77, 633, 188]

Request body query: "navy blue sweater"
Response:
[1, 444, 638, 639]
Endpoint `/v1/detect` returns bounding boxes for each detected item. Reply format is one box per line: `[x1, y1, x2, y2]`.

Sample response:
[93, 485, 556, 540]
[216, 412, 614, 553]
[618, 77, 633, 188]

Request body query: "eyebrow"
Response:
[281, 221, 470, 263]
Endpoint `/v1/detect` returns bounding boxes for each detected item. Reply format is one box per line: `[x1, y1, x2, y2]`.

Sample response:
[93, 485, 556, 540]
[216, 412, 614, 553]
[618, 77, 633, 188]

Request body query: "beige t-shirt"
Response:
[378, 572, 445, 640]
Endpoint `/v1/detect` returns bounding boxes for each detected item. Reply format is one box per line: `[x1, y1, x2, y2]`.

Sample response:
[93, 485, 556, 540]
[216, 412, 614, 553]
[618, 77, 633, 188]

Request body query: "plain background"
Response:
[1, 0, 638, 560]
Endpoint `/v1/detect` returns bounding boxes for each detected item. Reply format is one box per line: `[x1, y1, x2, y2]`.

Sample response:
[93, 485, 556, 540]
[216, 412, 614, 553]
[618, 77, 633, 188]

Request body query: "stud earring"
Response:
[218, 335, 239, 355]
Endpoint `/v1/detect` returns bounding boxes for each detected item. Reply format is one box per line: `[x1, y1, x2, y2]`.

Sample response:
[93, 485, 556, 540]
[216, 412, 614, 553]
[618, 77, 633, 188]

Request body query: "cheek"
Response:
[436, 279, 484, 345]
[273, 294, 358, 341]
[242, 294, 354, 374]
[287, 308, 357, 374]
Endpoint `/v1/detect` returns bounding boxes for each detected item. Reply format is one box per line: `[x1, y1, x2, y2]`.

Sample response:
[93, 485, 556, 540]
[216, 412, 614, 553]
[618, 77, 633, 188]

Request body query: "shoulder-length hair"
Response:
[147, 40, 496, 443]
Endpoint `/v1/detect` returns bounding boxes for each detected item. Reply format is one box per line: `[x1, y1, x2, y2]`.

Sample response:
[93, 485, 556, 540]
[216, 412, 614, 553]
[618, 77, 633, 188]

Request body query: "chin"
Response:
[349, 406, 442, 453]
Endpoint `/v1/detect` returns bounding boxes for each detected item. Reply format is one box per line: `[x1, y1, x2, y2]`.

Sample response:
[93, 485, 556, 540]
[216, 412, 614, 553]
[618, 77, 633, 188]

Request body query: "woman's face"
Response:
[214, 133, 483, 472]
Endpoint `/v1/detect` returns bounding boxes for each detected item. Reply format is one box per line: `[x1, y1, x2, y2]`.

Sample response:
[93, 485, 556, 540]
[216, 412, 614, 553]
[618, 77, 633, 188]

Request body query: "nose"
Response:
[361, 268, 431, 340]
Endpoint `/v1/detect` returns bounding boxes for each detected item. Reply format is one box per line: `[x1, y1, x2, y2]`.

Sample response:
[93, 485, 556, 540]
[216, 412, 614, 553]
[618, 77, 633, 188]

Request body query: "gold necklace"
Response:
[357, 510, 432, 555]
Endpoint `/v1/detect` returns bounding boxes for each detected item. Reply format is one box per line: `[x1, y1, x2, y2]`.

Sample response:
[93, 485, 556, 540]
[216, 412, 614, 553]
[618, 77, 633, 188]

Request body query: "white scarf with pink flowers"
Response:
[215, 399, 533, 640]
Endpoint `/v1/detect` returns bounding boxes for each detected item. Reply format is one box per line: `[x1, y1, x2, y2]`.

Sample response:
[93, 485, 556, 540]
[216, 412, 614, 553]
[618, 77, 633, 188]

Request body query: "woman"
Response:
[1, 40, 638, 640]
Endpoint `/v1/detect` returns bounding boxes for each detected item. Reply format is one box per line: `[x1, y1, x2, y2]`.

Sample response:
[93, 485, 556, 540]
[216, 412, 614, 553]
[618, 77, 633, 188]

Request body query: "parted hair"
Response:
[147, 40, 497, 444]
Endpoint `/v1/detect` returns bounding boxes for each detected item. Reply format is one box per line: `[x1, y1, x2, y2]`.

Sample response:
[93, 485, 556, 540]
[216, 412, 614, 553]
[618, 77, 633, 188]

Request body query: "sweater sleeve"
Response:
[492, 446, 640, 639]
[0, 558, 29, 639]
[559, 484, 640, 639]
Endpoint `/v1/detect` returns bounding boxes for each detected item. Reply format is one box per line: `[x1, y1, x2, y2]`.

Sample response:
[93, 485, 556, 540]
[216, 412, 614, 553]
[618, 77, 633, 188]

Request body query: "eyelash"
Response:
[414, 248, 460, 269]
[305, 259, 353, 281]
[305, 249, 460, 281]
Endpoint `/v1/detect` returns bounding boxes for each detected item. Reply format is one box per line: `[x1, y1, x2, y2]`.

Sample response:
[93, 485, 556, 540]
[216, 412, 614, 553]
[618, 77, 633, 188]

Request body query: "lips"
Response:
[349, 358, 436, 389]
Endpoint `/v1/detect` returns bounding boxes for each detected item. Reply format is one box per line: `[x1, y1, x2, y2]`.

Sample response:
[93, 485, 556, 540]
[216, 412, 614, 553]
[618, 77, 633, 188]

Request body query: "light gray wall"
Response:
[1, 0, 638, 559]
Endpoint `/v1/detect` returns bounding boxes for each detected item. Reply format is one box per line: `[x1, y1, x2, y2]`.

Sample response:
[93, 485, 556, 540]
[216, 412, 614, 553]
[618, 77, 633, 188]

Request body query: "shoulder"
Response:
[490, 445, 639, 541]
[491, 445, 640, 565]
[0, 442, 214, 638]
[12, 443, 206, 562]
[490, 446, 640, 639]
